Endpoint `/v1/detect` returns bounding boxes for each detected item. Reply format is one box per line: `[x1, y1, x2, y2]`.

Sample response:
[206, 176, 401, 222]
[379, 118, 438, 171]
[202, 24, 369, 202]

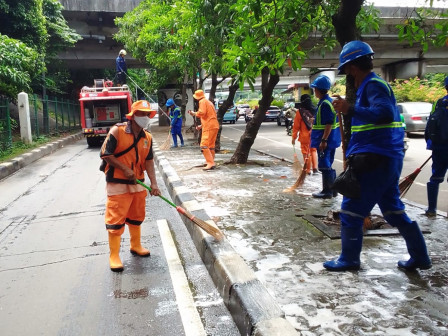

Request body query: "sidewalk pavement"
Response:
[2, 126, 447, 335]
[149, 124, 448, 336]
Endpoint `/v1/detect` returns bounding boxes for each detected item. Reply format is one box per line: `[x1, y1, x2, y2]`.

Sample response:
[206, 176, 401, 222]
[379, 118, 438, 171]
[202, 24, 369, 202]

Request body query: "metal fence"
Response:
[0, 98, 12, 154]
[29, 95, 81, 136]
[0, 95, 80, 157]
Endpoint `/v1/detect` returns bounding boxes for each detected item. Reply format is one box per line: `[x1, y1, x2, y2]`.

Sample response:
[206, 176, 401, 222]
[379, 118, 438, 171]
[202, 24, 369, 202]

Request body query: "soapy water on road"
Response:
[156, 138, 448, 335]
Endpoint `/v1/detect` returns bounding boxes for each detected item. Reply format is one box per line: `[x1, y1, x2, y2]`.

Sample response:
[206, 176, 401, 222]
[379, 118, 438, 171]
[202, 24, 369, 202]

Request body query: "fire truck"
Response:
[79, 79, 133, 147]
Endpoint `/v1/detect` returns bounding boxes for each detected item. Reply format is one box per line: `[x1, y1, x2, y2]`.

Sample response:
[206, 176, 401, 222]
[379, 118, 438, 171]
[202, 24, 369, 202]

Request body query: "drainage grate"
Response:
[299, 211, 431, 239]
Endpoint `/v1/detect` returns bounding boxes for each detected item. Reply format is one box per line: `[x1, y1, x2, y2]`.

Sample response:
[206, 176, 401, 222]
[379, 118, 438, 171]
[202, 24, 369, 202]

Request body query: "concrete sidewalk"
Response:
[149, 124, 448, 336]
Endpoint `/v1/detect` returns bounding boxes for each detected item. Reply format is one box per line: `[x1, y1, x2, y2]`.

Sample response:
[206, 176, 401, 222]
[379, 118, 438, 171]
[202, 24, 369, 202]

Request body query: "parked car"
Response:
[265, 106, 282, 122]
[397, 102, 432, 135]
[237, 104, 251, 119]
[223, 105, 238, 124]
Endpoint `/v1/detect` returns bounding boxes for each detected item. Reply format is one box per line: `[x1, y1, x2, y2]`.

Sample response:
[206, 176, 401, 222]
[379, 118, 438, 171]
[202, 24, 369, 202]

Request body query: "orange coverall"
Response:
[292, 110, 318, 173]
[196, 98, 219, 166]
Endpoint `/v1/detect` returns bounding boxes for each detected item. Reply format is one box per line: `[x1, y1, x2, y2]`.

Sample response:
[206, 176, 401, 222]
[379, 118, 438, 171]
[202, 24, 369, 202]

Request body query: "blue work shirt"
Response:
[170, 106, 183, 128]
[311, 95, 341, 149]
[116, 56, 127, 73]
[346, 72, 404, 159]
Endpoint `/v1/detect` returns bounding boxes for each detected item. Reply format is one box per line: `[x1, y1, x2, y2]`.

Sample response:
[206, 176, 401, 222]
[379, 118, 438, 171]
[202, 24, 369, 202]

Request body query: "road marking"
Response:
[225, 127, 292, 147]
[157, 219, 206, 336]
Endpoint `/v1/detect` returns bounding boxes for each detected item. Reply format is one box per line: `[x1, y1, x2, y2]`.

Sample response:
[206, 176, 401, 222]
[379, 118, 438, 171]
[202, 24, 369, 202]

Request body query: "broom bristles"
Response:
[283, 155, 309, 192]
[292, 153, 302, 177]
[177, 206, 224, 240]
[159, 132, 171, 150]
[399, 169, 420, 198]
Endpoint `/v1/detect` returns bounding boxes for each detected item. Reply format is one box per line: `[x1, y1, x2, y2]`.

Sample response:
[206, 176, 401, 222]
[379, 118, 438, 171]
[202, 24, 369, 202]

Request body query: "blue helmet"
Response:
[338, 41, 374, 74]
[310, 75, 331, 91]
[166, 98, 175, 107]
[444, 76, 448, 87]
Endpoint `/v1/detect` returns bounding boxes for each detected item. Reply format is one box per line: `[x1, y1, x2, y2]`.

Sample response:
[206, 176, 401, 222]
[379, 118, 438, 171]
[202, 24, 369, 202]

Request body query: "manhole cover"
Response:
[299, 211, 431, 239]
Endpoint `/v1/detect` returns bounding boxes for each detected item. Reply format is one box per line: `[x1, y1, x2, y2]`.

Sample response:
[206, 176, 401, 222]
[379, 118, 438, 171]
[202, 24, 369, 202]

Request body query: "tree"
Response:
[0, 0, 80, 97]
[224, 0, 342, 163]
[0, 33, 39, 97]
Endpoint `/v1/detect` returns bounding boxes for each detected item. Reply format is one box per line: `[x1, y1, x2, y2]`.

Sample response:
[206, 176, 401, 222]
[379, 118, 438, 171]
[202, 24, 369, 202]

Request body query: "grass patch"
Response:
[0, 131, 78, 163]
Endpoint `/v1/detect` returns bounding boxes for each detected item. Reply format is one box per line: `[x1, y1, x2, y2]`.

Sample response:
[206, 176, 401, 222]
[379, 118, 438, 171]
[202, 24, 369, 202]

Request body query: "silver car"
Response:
[397, 102, 432, 134]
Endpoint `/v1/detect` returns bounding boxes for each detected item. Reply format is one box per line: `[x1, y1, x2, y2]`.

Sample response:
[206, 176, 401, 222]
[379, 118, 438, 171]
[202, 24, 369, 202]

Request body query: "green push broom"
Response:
[137, 180, 224, 240]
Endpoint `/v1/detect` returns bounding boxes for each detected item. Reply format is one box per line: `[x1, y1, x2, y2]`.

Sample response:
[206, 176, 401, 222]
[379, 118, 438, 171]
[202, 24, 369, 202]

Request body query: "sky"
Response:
[371, 0, 447, 7]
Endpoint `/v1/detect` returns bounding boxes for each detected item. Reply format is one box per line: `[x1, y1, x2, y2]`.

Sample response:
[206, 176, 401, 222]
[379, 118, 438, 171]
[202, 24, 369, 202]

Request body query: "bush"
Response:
[391, 76, 446, 103]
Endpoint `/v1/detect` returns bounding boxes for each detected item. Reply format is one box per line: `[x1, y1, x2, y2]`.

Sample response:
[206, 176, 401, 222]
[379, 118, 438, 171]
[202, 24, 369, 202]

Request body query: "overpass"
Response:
[59, 0, 447, 82]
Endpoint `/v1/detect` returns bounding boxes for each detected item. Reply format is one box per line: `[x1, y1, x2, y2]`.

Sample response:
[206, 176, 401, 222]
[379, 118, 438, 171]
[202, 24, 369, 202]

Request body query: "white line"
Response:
[226, 126, 291, 147]
[157, 219, 206, 336]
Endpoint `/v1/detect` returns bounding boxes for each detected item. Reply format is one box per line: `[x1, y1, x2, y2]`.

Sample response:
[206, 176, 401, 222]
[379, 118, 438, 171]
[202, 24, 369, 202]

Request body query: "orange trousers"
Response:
[105, 190, 147, 236]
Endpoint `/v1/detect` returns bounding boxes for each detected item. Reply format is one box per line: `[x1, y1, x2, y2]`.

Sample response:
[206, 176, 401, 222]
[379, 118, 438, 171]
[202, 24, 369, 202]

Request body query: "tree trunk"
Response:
[215, 81, 238, 152]
[229, 67, 279, 164]
[180, 70, 188, 124]
[332, 0, 364, 156]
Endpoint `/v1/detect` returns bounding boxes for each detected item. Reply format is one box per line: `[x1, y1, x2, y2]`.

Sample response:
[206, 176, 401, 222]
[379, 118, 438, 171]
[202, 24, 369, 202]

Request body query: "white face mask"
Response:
[134, 116, 150, 129]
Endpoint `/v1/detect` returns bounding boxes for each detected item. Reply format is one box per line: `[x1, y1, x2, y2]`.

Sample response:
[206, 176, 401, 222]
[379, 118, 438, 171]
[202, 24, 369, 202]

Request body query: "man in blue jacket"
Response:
[310, 75, 341, 198]
[116, 49, 127, 86]
[166, 98, 184, 148]
[328, 41, 431, 272]
[424, 76, 448, 217]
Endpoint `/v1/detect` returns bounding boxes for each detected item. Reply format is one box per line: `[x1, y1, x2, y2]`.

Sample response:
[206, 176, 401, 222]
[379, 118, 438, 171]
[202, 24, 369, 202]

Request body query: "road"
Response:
[220, 118, 447, 212]
[0, 140, 239, 336]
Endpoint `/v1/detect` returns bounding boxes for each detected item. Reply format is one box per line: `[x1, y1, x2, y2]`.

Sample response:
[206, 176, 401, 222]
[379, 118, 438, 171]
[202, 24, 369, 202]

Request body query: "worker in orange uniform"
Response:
[291, 94, 318, 175]
[188, 89, 219, 170]
[100, 100, 161, 272]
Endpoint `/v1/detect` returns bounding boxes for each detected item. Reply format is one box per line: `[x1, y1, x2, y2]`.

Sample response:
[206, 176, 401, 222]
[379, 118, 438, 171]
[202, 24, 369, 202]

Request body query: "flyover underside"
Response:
[59, 4, 447, 76]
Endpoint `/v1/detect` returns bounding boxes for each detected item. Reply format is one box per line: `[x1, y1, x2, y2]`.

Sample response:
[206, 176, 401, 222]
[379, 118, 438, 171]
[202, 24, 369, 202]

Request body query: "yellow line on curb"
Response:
[157, 219, 206, 336]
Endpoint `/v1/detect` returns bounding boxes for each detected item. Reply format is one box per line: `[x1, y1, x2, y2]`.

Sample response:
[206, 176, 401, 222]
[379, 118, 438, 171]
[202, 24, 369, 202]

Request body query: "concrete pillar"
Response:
[18, 92, 33, 144]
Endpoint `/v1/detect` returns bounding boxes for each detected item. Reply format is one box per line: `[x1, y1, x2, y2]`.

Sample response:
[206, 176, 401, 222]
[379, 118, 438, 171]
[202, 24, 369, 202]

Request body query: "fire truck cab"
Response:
[79, 79, 133, 147]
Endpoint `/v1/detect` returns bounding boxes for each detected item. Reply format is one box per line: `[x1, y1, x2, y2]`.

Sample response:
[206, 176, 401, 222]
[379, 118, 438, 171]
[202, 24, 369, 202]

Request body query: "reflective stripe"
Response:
[370, 78, 391, 96]
[126, 218, 143, 225]
[339, 209, 365, 219]
[314, 100, 338, 130]
[106, 223, 125, 230]
[382, 209, 406, 217]
[351, 122, 403, 133]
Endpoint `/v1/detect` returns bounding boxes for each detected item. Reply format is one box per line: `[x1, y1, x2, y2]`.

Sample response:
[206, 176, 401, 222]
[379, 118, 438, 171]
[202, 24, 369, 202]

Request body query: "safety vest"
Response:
[101, 122, 152, 184]
[311, 97, 341, 149]
[347, 73, 404, 158]
[170, 106, 182, 127]
[313, 100, 339, 130]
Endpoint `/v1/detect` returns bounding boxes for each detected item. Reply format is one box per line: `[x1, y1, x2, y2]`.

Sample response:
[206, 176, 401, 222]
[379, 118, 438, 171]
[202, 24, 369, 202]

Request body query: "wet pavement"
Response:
[150, 125, 448, 336]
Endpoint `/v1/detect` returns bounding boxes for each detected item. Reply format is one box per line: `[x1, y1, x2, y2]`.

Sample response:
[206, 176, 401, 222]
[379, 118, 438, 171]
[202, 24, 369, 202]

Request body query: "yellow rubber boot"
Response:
[108, 233, 123, 272]
[202, 148, 215, 170]
[129, 225, 151, 257]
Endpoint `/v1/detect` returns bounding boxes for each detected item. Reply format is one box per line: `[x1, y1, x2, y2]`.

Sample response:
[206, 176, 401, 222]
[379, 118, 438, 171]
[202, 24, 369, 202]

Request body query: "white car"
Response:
[398, 102, 432, 135]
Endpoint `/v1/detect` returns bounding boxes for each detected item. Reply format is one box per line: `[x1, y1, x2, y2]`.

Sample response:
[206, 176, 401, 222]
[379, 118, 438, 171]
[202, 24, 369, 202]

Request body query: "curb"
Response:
[153, 147, 299, 336]
[0, 133, 83, 181]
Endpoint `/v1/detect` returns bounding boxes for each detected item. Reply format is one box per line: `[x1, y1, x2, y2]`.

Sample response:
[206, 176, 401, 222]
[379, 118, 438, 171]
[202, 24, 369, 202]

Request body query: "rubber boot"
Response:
[312, 171, 333, 198]
[202, 148, 215, 170]
[108, 233, 124, 272]
[171, 134, 178, 148]
[396, 221, 432, 271]
[129, 225, 151, 257]
[330, 169, 338, 197]
[323, 226, 363, 271]
[424, 182, 438, 217]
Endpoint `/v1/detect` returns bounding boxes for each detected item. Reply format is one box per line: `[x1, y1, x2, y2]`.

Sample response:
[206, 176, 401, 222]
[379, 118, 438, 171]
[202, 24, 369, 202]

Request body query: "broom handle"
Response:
[420, 155, 432, 169]
[337, 110, 347, 168]
[136, 180, 177, 208]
